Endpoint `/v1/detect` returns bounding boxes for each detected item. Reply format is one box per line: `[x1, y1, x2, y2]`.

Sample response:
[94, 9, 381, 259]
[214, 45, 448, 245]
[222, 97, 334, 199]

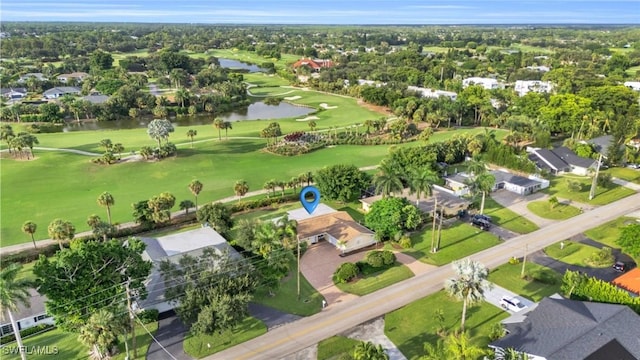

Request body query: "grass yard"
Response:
[544, 241, 610, 268]
[206, 49, 301, 69]
[385, 290, 509, 360]
[113, 321, 159, 360]
[183, 317, 266, 358]
[483, 197, 539, 234]
[584, 216, 638, 249]
[1, 328, 88, 360]
[15, 261, 37, 283]
[527, 201, 581, 220]
[252, 261, 324, 316]
[488, 262, 563, 302]
[335, 264, 414, 296]
[606, 167, 640, 184]
[543, 175, 635, 205]
[317, 336, 362, 360]
[407, 222, 501, 265]
[627, 65, 640, 76]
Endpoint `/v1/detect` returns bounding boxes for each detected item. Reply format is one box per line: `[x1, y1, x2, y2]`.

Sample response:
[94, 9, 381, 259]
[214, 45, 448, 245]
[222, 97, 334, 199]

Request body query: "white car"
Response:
[500, 296, 527, 312]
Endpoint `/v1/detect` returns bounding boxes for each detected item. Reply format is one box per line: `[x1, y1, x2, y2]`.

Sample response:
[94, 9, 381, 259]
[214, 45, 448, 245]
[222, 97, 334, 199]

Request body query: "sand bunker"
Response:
[296, 116, 320, 122]
[284, 95, 302, 101]
[319, 103, 337, 109]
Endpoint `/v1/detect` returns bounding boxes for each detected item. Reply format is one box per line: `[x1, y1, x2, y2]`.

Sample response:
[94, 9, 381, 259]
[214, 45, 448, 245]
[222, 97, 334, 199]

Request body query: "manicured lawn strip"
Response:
[487, 262, 562, 302]
[317, 336, 362, 360]
[1, 328, 88, 360]
[606, 167, 640, 184]
[527, 201, 581, 220]
[542, 176, 635, 205]
[584, 216, 637, 249]
[16, 261, 37, 283]
[544, 241, 604, 267]
[385, 290, 509, 360]
[113, 321, 159, 360]
[483, 197, 538, 234]
[407, 222, 500, 265]
[183, 317, 266, 358]
[336, 264, 414, 296]
[243, 72, 292, 87]
[253, 261, 323, 316]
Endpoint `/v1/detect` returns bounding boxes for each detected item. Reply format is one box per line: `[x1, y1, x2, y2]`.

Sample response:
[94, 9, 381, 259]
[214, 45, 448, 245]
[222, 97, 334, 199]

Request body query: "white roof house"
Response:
[57, 72, 89, 83]
[43, 86, 81, 99]
[624, 81, 640, 91]
[525, 65, 550, 72]
[514, 80, 554, 96]
[462, 77, 501, 90]
[18, 73, 48, 83]
[407, 86, 457, 100]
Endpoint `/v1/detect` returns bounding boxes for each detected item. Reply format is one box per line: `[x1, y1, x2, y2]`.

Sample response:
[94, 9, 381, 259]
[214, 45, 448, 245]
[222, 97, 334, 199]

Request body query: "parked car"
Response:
[473, 214, 492, 223]
[471, 217, 491, 230]
[500, 296, 527, 312]
[613, 261, 627, 272]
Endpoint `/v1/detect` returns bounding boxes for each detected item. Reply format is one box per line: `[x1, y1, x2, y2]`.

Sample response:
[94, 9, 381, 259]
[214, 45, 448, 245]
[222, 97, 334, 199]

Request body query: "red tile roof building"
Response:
[292, 58, 334, 71]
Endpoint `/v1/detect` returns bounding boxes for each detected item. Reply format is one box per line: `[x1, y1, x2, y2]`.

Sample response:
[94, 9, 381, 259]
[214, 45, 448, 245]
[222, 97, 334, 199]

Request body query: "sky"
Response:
[1, 0, 639, 24]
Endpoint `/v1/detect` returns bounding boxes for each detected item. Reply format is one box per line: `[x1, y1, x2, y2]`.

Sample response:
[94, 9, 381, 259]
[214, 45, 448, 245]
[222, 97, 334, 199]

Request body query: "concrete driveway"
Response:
[300, 241, 369, 305]
[491, 190, 558, 228]
[484, 283, 535, 314]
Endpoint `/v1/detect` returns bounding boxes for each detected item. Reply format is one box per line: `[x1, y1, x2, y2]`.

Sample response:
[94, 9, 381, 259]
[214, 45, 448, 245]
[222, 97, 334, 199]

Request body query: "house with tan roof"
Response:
[297, 211, 376, 254]
[292, 58, 334, 72]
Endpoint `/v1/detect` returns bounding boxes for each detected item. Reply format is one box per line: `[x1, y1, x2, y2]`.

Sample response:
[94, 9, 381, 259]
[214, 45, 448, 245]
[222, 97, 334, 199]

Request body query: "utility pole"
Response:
[125, 280, 137, 359]
[430, 197, 438, 253]
[436, 206, 443, 251]
[521, 244, 528, 279]
[589, 153, 603, 201]
[297, 235, 301, 300]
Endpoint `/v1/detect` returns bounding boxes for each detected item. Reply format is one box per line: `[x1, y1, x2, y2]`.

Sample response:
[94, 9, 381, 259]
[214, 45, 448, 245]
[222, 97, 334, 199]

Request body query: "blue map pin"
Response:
[300, 186, 321, 214]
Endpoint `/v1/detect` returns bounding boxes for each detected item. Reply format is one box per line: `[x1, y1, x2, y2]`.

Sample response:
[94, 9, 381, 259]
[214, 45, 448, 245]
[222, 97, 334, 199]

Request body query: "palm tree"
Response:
[408, 167, 438, 206]
[373, 161, 403, 197]
[252, 221, 280, 258]
[234, 180, 249, 199]
[179, 200, 195, 215]
[444, 331, 488, 360]
[213, 118, 224, 140]
[298, 172, 313, 186]
[276, 214, 298, 250]
[223, 121, 233, 140]
[308, 120, 317, 132]
[353, 341, 389, 360]
[288, 177, 300, 194]
[498, 347, 532, 360]
[444, 259, 490, 331]
[188, 180, 203, 210]
[78, 308, 122, 360]
[264, 179, 277, 197]
[467, 173, 496, 215]
[186, 129, 197, 148]
[466, 159, 487, 177]
[97, 191, 115, 225]
[0, 263, 32, 360]
[423, 339, 446, 360]
[174, 87, 190, 108]
[21, 221, 38, 249]
[276, 181, 286, 196]
[47, 218, 75, 250]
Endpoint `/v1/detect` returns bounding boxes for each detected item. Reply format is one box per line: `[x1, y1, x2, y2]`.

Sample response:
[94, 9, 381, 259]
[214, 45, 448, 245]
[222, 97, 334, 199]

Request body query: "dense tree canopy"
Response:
[315, 164, 372, 202]
[364, 197, 422, 240]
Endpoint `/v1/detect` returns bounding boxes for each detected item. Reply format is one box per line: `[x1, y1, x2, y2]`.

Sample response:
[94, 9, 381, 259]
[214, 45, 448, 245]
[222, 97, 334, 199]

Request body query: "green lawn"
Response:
[206, 49, 301, 69]
[183, 317, 266, 358]
[488, 262, 563, 302]
[15, 261, 37, 283]
[407, 222, 501, 265]
[112, 321, 159, 360]
[1, 328, 88, 360]
[544, 241, 610, 268]
[627, 65, 640, 76]
[543, 175, 635, 205]
[483, 197, 539, 234]
[584, 216, 638, 249]
[317, 336, 362, 360]
[606, 167, 640, 184]
[252, 261, 324, 316]
[527, 201, 581, 220]
[385, 290, 509, 360]
[336, 264, 414, 296]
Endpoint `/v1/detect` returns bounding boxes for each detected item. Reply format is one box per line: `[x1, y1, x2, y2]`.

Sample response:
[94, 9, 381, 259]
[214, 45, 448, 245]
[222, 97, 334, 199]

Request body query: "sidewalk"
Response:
[613, 177, 640, 191]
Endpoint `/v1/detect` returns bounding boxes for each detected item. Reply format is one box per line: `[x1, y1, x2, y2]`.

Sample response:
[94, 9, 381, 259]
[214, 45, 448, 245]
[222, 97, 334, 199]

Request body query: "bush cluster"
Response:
[0, 323, 55, 345]
[266, 141, 325, 156]
[365, 250, 396, 268]
[334, 262, 359, 283]
[562, 270, 640, 313]
[138, 309, 159, 324]
[229, 194, 299, 213]
[327, 135, 415, 146]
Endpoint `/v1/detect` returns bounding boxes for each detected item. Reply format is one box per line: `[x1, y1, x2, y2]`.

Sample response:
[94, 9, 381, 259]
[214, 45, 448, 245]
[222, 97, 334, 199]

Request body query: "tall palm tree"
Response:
[298, 172, 313, 186]
[276, 215, 298, 250]
[188, 180, 203, 210]
[408, 167, 438, 206]
[47, 218, 75, 250]
[213, 118, 224, 140]
[444, 331, 488, 360]
[234, 180, 249, 199]
[186, 129, 197, 148]
[373, 161, 403, 197]
[21, 221, 37, 249]
[97, 191, 115, 225]
[223, 121, 233, 140]
[264, 179, 277, 197]
[444, 259, 490, 331]
[423, 338, 446, 360]
[467, 173, 496, 215]
[353, 341, 389, 360]
[78, 308, 122, 360]
[466, 159, 487, 177]
[252, 222, 280, 258]
[0, 263, 32, 360]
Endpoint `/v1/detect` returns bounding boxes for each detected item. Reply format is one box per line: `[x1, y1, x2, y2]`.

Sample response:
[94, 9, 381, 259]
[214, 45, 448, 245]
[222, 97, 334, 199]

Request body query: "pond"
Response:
[62, 101, 315, 131]
[218, 58, 265, 73]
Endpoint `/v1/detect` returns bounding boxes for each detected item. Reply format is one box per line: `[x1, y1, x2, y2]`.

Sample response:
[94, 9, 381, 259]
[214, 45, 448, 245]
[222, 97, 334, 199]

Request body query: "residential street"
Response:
[204, 192, 640, 360]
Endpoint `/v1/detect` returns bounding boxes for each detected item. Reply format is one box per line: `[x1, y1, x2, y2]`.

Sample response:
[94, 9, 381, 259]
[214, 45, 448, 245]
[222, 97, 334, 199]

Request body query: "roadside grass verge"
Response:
[584, 216, 638, 249]
[335, 264, 414, 296]
[544, 241, 612, 268]
[542, 176, 635, 205]
[527, 201, 581, 220]
[483, 197, 539, 234]
[317, 336, 362, 360]
[488, 262, 563, 302]
[183, 317, 266, 358]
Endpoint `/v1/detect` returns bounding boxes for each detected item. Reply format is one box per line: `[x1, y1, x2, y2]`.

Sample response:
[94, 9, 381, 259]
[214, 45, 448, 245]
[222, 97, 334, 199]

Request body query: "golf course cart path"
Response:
[203, 192, 640, 360]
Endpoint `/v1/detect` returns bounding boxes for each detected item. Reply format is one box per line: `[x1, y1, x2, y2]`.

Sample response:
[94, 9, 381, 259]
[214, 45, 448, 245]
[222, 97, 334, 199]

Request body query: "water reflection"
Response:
[218, 58, 265, 73]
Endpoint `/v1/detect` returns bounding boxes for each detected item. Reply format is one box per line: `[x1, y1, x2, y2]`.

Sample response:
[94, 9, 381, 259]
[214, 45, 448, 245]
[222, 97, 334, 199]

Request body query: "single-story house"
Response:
[407, 86, 457, 101]
[0, 87, 27, 100]
[57, 72, 89, 83]
[489, 296, 640, 360]
[360, 187, 471, 217]
[462, 77, 501, 90]
[0, 290, 54, 337]
[525, 65, 550, 72]
[514, 80, 553, 96]
[623, 81, 640, 92]
[18, 73, 47, 83]
[297, 211, 375, 254]
[42, 86, 81, 99]
[584, 135, 617, 156]
[528, 147, 597, 176]
[292, 58, 334, 72]
[136, 226, 240, 314]
[444, 170, 547, 196]
[82, 94, 109, 104]
[612, 268, 640, 296]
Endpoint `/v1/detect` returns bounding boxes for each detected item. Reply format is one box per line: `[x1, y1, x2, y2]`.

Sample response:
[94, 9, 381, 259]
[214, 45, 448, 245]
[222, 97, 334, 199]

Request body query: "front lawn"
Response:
[113, 321, 159, 360]
[385, 290, 509, 360]
[1, 328, 88, 360]
[335, 264, 414, 296]
[483, 197, 539, 234]
[543, 176, 635, 205]
[253, 261, 324, 316]
[527, 201, 581, 220]
[317, 336, 362, 360]
[407, 222, 501, 265]
[183, 317, 267, 358]
[487, 262, 562, 302]
[606, 167, 640, 184]
[544, 241, 612, 268]
[584, 216, 638, 249]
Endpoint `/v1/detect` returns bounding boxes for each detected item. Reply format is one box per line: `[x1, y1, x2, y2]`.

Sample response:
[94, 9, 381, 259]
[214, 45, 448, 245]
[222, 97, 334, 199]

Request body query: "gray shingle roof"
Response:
[552, 147, 597, 169]
[491, 170, 542, 188]
[490, 297, 640, 359]
[586, 135, 614, 155]
[532, 148, 568, 170]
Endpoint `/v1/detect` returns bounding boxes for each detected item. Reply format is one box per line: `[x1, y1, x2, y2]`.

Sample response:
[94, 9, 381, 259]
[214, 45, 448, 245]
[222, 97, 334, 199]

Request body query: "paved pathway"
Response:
[147, 312, 192, 360]
[613, 177, 640, 191]
[483, 283, 535, 313]
[204, 192, 640, 360]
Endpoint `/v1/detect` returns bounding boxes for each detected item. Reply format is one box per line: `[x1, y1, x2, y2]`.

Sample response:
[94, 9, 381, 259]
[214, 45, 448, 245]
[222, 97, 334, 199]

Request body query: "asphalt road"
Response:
[205, 192, 640, 360]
